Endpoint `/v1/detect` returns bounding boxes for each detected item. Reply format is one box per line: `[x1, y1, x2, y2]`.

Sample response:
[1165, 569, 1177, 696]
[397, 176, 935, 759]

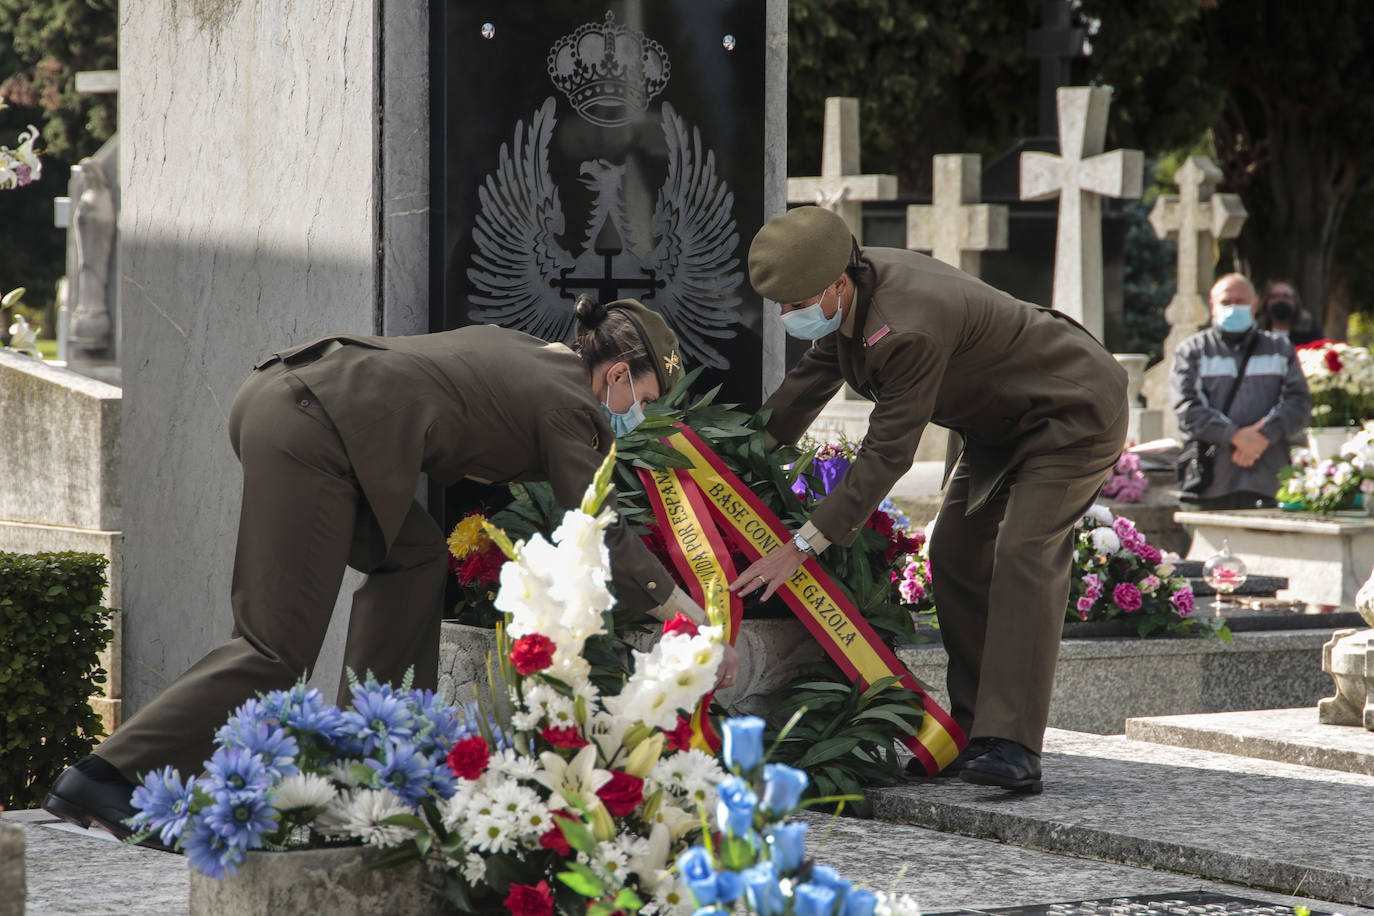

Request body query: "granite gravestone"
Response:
[787, 96, 898, 245]
[437, 3, 769, 408]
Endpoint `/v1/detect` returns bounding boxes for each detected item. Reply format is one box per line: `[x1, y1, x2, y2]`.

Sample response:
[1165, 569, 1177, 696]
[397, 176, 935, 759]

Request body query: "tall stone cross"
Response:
[788, 97, 897, 244]
[906, 154, 1008, 275]
[1020, 86, 1142, 342]
[1026, 0, 1087, 136]
[1141, 155, 1248, 436]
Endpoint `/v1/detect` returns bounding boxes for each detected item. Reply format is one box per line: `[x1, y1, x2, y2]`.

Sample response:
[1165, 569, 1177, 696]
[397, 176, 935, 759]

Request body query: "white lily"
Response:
[628, 822, 672, 892]
[533, 745, 612, 810]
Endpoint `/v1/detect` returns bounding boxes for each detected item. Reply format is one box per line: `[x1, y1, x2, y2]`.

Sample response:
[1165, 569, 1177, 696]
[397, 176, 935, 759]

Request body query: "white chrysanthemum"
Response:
[488, 781, 540, 822]
[273, 772, 337, 811]
[316, 789, 412, 848]
[1089, 528, 1121, 554]
[517, 799, 554, 842]
[875, 891, 923, 916]
[329, 760, 362, 790]
[651, 876, 693, 915]
[489, 748, 540, 781]
[462, 852, 486, 884]
[1083, 504, 1114, 527]
[512, 708, 543, 731]
[591, 842, 632, 885]
[470, 811, 518, 854]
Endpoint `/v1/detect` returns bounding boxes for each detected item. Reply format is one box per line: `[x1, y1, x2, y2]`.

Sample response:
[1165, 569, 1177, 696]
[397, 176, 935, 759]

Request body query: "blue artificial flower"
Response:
[760, 762, 809, 817]
[204, 746, 273, 800]
[264, 682, 350, 755]
[721, 716, 765, 773]
[715, 869, 743, 904]
[809, 864, 852, 900]
[181, 816, 241, 880]
[203, 785, 278, 850]
[406, 688, 465, 750]
[212, 698, 267, 747]
[794, 881, 838, 916]
[365, 738, 432, 806]
[676, 845, 719, 905]
[692, 908, 731, 916]
[741, 861, 786, 916]
[217, 720, 300, 778]
[129, 766, 198, 847]
[342, 681, 416, 753]
[715, 775, 758, 837]
[423, 750, 457, 801]
[842, 888, 878, 916]
[879, 497, 910, 531]
[765, 822, 808, 873]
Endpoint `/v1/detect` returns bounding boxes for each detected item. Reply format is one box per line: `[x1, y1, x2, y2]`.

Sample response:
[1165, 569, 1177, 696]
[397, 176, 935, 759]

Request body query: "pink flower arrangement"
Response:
[1100, 452, 1149, 503]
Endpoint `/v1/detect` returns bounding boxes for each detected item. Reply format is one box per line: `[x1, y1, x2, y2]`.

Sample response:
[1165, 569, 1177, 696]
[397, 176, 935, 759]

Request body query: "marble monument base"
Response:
[1176, 508, 1374, 607]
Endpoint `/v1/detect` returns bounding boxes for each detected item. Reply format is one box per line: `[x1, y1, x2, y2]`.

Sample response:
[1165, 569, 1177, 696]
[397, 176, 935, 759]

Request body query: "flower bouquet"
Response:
[899, 505, 1230, 639]
[448, 510, 513, 626]
[1099, 451, 1148, 504]
[0, 106, 41, 191]
[1296, 340, 1374, 428]
[1276, 424, 1374, 514]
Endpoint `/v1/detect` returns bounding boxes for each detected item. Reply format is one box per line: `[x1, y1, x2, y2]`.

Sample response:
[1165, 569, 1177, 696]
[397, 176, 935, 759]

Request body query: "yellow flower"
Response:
[447, 513, 492, 560]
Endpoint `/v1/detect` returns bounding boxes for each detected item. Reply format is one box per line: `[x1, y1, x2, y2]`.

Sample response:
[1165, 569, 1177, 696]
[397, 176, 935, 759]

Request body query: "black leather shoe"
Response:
[43, 756, 139, 840]
[958, 738, 1043, 793]
[907, 737, 991, 778]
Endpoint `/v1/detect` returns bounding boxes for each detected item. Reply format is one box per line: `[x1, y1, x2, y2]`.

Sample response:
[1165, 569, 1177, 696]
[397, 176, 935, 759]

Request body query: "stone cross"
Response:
[1020, 86, 1143, 341]
[906, 154, 1008, 275]
[788, 97, 897, 244]
[1141, 155, 1248, 436]
[1026, 0, 1087, 136]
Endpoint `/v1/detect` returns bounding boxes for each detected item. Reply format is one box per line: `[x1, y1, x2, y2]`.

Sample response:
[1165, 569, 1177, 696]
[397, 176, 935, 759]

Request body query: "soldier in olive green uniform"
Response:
[733, 207, 1127, 793]
[45, 298, 732, 841]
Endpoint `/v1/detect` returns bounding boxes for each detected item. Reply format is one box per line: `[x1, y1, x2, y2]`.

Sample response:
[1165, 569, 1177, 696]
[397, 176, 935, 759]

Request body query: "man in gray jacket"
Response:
[1171, 273, 1312, 509]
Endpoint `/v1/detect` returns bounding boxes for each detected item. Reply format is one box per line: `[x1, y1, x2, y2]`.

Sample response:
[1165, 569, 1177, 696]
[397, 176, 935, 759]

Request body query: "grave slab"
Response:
[1125, 707, 1374, 776]
[1177, 509, 1374, 607]
[871, 728, 1374, 908]
[9, 806, 1369, 916]
[0, 823, 23, 916]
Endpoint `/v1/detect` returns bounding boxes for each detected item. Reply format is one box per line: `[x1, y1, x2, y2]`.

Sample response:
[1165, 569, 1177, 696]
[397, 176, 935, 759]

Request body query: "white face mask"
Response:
[780, 287, 843, 340]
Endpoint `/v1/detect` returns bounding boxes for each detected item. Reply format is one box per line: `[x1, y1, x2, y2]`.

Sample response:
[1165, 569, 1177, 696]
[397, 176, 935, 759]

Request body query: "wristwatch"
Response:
[792, 531, 818, 558]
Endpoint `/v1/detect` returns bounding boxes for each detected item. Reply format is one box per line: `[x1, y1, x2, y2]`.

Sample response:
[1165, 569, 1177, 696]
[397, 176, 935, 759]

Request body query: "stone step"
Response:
[871, 728, 1374, 908]
[1125, 707, 1374, 777]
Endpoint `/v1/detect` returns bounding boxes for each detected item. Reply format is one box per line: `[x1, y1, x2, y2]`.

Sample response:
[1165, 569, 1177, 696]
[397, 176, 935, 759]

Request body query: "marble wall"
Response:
[117, 1, 429, 712]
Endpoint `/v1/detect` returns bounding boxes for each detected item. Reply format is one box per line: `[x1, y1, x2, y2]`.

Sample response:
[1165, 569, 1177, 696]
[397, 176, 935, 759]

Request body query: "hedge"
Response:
[0, 552, 113, 810]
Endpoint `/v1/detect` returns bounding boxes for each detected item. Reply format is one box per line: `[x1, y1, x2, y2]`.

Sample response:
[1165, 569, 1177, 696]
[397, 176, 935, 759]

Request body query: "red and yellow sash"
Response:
[639, 423, 966, 776]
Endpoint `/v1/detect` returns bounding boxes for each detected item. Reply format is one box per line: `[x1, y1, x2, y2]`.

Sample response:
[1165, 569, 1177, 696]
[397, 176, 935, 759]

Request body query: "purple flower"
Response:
[129, 766, 198, 847]
[1075, 596, 1094, 619]
[1172, 585, 1195, 617]
[1112, 582, 1143, 612]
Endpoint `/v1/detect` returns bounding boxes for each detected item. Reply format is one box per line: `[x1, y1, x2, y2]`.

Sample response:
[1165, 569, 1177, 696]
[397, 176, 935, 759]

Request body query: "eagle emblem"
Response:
[466, 97, 744, 370]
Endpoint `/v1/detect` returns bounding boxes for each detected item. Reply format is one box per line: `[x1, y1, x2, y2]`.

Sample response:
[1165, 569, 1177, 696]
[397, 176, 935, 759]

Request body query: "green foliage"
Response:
[1121, 196, 1175, 364]
[0, 551, 113, 809]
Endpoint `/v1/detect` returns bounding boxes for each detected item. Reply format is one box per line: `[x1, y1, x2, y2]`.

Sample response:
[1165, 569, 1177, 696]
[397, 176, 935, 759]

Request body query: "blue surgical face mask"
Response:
[780, 287, 843, 340]
[602, 373, 645, 437]
[1216, 304, 1254, 333]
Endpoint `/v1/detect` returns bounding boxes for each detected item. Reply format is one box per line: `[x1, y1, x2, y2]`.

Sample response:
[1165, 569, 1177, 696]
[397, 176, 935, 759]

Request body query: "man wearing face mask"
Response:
[729, 206, 1128, 794]
[1171, 273, 1312, 511]
[1256, 279, 1320, 347]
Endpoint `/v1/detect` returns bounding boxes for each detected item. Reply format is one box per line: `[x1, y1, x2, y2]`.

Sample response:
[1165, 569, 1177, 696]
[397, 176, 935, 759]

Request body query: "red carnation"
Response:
[662, 612, 700, 638]
[596, 770, 645, 817]
[457, 544, 507, 586]
[1326, 349, 1344, 373]
[665, 715, 695, 752]
[866, 510, 895, 537]
[446, 735, 491, 780]
[504, 880, 555, 916]
[540, 725, 589, 749]
[539, 821, 572, 856]
[509, 633, 557, 675]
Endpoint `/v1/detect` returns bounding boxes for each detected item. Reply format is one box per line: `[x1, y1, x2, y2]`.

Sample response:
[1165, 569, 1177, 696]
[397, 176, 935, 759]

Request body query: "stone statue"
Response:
[1318, 567, 1374, 730]
[7, 313, 40, 358]
[67, 157, 116, 359]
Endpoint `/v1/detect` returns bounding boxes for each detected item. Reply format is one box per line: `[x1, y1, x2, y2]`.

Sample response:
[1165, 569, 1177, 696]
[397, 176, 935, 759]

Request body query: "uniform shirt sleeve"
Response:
[1260, 338, 1313, 441]
[761, 334, 846, 447]
[539, 408, 690, 618]
[1170, 336, 1239, 445]
[807, 331, 947, 549]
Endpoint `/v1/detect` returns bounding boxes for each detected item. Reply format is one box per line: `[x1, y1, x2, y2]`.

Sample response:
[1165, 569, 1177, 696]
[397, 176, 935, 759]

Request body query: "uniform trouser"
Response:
[97, 361, 449, 781]
[930, 409, 1128, 754]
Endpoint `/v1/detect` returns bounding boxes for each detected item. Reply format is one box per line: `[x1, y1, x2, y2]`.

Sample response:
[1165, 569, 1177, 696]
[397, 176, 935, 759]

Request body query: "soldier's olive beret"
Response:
[606, 299, 683, 394]
[748, 206, 854, 303]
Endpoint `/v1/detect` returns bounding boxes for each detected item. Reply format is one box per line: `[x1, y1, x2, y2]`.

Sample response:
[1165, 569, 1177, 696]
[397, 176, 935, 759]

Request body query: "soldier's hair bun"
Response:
[573, 294, 609, 329]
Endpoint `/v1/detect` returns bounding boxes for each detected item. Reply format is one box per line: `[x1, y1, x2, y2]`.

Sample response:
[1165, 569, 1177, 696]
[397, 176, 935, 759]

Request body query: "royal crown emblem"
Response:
[546, 11, 670, 127]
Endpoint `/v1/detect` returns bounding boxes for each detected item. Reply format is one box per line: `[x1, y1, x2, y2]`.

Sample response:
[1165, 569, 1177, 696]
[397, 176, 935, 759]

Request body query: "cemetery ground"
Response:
[7, 720, 1373, 915]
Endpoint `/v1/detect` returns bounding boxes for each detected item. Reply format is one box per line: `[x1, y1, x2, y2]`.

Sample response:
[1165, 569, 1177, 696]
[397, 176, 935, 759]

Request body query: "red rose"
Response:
[504, 881, 555, 916]
[510, 633, 557, 675]
[665, 715, 695, 752]
[1326, 349, 1344, 373]
[446, 735, 491, 780]
[662, 612, 700, 638]
[596, 770, 644, 817]
[540, 725, 589, 749]
[866, 510, 895, 537]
